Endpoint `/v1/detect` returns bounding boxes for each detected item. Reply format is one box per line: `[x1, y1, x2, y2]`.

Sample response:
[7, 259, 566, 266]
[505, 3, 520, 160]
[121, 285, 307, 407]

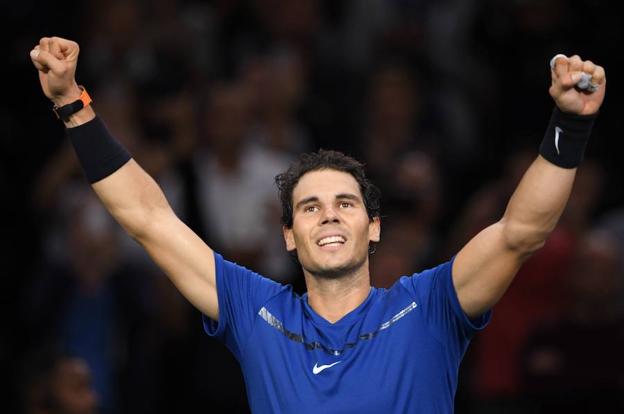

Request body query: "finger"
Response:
[30, 48, 64, 74]
[50, 36, 80, 59]
[551, 54, 569, 79]
[549, 54, 566, 70]
[39, 37, 51, 54]
[591, 65, 606, 85]
[30, 45, 46, 72]
[50, 39, 64, 60]
[582, 60, 596, 76]
[559, 71, 584, 89]
[568, 55, 583, 72]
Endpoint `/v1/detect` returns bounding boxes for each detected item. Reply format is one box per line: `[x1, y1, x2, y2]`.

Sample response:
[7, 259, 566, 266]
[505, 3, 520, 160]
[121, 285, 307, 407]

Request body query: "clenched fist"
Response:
[30, 37, 82, 107]
[549, 54, 606, 116]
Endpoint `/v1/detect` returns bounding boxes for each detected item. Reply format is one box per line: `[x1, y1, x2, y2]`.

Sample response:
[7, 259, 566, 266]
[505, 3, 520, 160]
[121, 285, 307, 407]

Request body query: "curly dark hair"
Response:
[275, 149, 381, 229]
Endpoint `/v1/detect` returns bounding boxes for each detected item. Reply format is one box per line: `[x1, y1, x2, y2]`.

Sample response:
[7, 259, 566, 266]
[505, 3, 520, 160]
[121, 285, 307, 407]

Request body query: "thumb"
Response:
[30, 48, 65, 74]
[560, 71, 583, 89]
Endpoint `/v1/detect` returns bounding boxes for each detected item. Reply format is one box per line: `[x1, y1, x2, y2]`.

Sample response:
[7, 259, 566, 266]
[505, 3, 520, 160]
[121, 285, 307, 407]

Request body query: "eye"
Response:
[304, 205, 319, 213]
[339, 201, 353, 208]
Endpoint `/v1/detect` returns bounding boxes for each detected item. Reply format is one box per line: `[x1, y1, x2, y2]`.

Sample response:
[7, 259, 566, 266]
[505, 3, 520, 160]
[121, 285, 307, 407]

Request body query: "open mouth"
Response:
[317, 235, 346, 248]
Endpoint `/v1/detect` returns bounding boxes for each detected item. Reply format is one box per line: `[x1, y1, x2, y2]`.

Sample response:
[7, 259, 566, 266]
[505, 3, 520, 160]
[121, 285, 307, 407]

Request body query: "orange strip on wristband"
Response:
[79, 86, 92, 108]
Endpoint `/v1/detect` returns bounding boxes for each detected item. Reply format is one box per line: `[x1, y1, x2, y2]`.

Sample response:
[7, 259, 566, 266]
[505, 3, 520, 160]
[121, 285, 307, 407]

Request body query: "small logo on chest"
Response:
[312, 361, 341, 375]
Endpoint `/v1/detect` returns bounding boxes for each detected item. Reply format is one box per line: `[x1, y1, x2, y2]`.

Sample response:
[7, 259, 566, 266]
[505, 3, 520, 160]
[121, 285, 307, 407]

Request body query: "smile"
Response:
[317, 235, 346, 247]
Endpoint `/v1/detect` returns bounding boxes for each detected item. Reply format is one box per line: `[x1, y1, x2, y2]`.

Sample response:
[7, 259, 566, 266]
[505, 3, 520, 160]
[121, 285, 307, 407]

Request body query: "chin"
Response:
[304, 255, 368, 280]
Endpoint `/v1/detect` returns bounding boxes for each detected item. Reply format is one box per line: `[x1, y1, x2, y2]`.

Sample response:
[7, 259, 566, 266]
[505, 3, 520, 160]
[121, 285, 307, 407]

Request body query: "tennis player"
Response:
[31, 36, 605, 413]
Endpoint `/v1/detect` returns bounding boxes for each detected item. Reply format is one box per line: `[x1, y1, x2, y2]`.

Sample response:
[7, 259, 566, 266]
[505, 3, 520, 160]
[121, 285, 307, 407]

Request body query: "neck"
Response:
[304, 263, 372, 324]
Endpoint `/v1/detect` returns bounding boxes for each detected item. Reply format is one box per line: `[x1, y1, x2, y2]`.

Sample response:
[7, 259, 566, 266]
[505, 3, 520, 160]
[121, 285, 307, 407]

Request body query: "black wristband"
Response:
[539, 107, 597, 169]
[67, 116, 132, 183]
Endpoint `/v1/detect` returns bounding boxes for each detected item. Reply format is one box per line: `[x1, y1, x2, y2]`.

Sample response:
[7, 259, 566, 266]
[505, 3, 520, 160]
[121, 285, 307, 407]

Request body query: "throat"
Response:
[304, 271, 372, 324]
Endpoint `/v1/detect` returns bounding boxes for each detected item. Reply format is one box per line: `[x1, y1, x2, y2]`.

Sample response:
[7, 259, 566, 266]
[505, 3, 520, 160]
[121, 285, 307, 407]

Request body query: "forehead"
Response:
[293, 169, 362, 202]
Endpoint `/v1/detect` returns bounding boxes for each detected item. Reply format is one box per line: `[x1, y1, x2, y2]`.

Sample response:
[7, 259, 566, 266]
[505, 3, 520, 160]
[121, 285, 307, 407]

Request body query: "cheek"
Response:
[290, 221, 312, 250]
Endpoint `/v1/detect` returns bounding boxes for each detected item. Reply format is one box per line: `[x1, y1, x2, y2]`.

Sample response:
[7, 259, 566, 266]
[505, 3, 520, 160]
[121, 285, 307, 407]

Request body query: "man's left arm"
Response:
[453, 54, 606, 318]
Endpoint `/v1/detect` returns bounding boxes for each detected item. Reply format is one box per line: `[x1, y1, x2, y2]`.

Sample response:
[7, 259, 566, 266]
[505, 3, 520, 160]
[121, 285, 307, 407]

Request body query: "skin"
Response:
[452, 54, 606, 317]
[51, 358, 98, 414]
[283, 169, 380, 322]
[30, 37, 606, 322]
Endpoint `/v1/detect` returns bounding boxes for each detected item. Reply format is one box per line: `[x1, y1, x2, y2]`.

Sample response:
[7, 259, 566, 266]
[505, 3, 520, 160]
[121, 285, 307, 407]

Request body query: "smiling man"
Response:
[31, 36, 606, 413]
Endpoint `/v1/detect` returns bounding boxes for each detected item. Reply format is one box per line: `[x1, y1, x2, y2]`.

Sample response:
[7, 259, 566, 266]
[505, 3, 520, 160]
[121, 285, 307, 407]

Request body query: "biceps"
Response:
[137, 211, 219, 319]
[452, 222, 528, 318]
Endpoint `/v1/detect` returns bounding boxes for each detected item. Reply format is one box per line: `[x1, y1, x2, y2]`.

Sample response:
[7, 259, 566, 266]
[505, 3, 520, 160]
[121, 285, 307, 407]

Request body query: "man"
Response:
[21, 349, 98, 414]
[30, 36, 605, 412]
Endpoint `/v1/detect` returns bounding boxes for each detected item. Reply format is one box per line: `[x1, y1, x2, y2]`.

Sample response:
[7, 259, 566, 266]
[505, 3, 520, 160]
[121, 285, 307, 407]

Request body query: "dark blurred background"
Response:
[3, 0, 624, 413]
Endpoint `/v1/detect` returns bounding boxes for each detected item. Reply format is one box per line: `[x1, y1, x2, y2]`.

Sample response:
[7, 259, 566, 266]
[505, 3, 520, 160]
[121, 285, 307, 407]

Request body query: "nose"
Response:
[320, 206, 340, 225]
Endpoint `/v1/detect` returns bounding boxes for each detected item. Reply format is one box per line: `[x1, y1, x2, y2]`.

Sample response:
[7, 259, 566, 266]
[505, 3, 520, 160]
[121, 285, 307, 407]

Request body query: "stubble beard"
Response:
[300, 249, 369, 280]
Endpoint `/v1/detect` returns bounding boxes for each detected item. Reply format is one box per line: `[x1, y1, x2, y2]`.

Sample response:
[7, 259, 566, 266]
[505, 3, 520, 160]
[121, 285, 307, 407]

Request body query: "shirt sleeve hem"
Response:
[202, 252, 226, 338]
[447, 255, 492, 333]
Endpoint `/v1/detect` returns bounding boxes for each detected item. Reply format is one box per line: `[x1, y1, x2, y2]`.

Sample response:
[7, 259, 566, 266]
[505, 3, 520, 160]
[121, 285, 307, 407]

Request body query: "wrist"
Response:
[63, 105, 96, 128]
[51, 83, 82, 107]
[52, 86, 95, 127]
[539, 107, 597, 169]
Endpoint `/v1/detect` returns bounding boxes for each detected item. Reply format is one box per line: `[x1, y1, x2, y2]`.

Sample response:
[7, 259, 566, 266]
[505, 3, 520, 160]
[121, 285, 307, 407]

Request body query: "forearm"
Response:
[92, 159, 172, 240]
[501, 155, 576, 253]
[64, 110, 172, 240]
[501, 103, 598, 253]
[452, 54, 605, 317]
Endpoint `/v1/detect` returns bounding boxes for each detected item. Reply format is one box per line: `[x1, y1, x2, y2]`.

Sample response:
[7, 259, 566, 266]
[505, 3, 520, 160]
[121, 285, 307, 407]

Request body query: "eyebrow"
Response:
[295, 196, 319, 211]
[335, 193, 361, 203]
[294, 193, 362, 210]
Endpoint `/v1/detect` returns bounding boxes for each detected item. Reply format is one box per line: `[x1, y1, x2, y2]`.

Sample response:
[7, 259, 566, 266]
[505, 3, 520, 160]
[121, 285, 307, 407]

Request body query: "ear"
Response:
[368, 216, 381, 243]
[283, 225, 297, 251]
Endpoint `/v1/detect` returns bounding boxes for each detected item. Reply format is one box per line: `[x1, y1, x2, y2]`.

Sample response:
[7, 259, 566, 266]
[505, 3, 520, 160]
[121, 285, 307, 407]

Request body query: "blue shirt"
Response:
[204, 253, 490, 413]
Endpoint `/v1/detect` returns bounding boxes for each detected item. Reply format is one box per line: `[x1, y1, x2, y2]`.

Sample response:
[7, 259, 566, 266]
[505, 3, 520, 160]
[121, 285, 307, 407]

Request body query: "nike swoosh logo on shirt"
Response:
[312, 361, 341, 375]
[555, 126, 563, 155]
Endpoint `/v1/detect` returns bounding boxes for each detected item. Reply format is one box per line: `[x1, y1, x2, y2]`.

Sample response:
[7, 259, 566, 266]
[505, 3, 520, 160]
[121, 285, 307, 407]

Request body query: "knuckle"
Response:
[549, 85, 559, 97]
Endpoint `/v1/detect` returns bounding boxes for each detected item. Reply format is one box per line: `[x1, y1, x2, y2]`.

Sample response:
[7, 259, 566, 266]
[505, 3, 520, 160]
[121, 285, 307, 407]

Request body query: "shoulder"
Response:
[395, 259, 455, 297]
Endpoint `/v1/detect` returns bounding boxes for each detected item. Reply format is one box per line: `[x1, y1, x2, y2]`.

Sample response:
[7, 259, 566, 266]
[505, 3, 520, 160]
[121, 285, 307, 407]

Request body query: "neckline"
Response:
[302, 287, 377, 328]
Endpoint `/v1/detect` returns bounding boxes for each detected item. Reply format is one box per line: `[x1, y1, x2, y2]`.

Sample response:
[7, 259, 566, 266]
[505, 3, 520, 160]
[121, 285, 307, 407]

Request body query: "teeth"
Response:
[318, 236, 346, 246]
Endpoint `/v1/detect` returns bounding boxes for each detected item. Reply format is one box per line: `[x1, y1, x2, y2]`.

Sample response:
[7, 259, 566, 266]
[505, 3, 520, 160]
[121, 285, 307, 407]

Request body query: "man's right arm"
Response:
[30, 36, 219, 320]
[93, 156, 219, 319]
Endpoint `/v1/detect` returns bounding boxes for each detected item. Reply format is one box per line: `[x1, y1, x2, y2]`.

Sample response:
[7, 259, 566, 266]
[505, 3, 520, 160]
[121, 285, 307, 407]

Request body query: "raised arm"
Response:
[30, 37, 219, 319]
[452, 54, 606, 318]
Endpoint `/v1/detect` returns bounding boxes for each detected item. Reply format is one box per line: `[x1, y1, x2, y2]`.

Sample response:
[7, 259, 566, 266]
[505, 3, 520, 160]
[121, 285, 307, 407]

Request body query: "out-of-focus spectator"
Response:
[242, 48, 312, 155]
[23, 188, 201, 414]
[426, 0, 496, 164]
[22, 194, 123, 414]
[520, 228, 624, 413]
[20, 349, 98, 414]
[82, 0, 214, 91]
[193, 82, 294, 281]
[358, 63, 441, 186]
[371, 151, 444, 287]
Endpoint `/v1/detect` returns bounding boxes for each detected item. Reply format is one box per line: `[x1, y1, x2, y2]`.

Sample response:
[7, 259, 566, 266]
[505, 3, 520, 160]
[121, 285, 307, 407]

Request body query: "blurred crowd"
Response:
[4, 0, 624, 413]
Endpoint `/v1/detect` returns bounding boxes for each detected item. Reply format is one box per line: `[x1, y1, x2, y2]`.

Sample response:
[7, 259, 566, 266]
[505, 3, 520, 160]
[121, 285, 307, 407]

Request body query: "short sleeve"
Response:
[203, 253, 286, 358]
[399, 258, 491, 358]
